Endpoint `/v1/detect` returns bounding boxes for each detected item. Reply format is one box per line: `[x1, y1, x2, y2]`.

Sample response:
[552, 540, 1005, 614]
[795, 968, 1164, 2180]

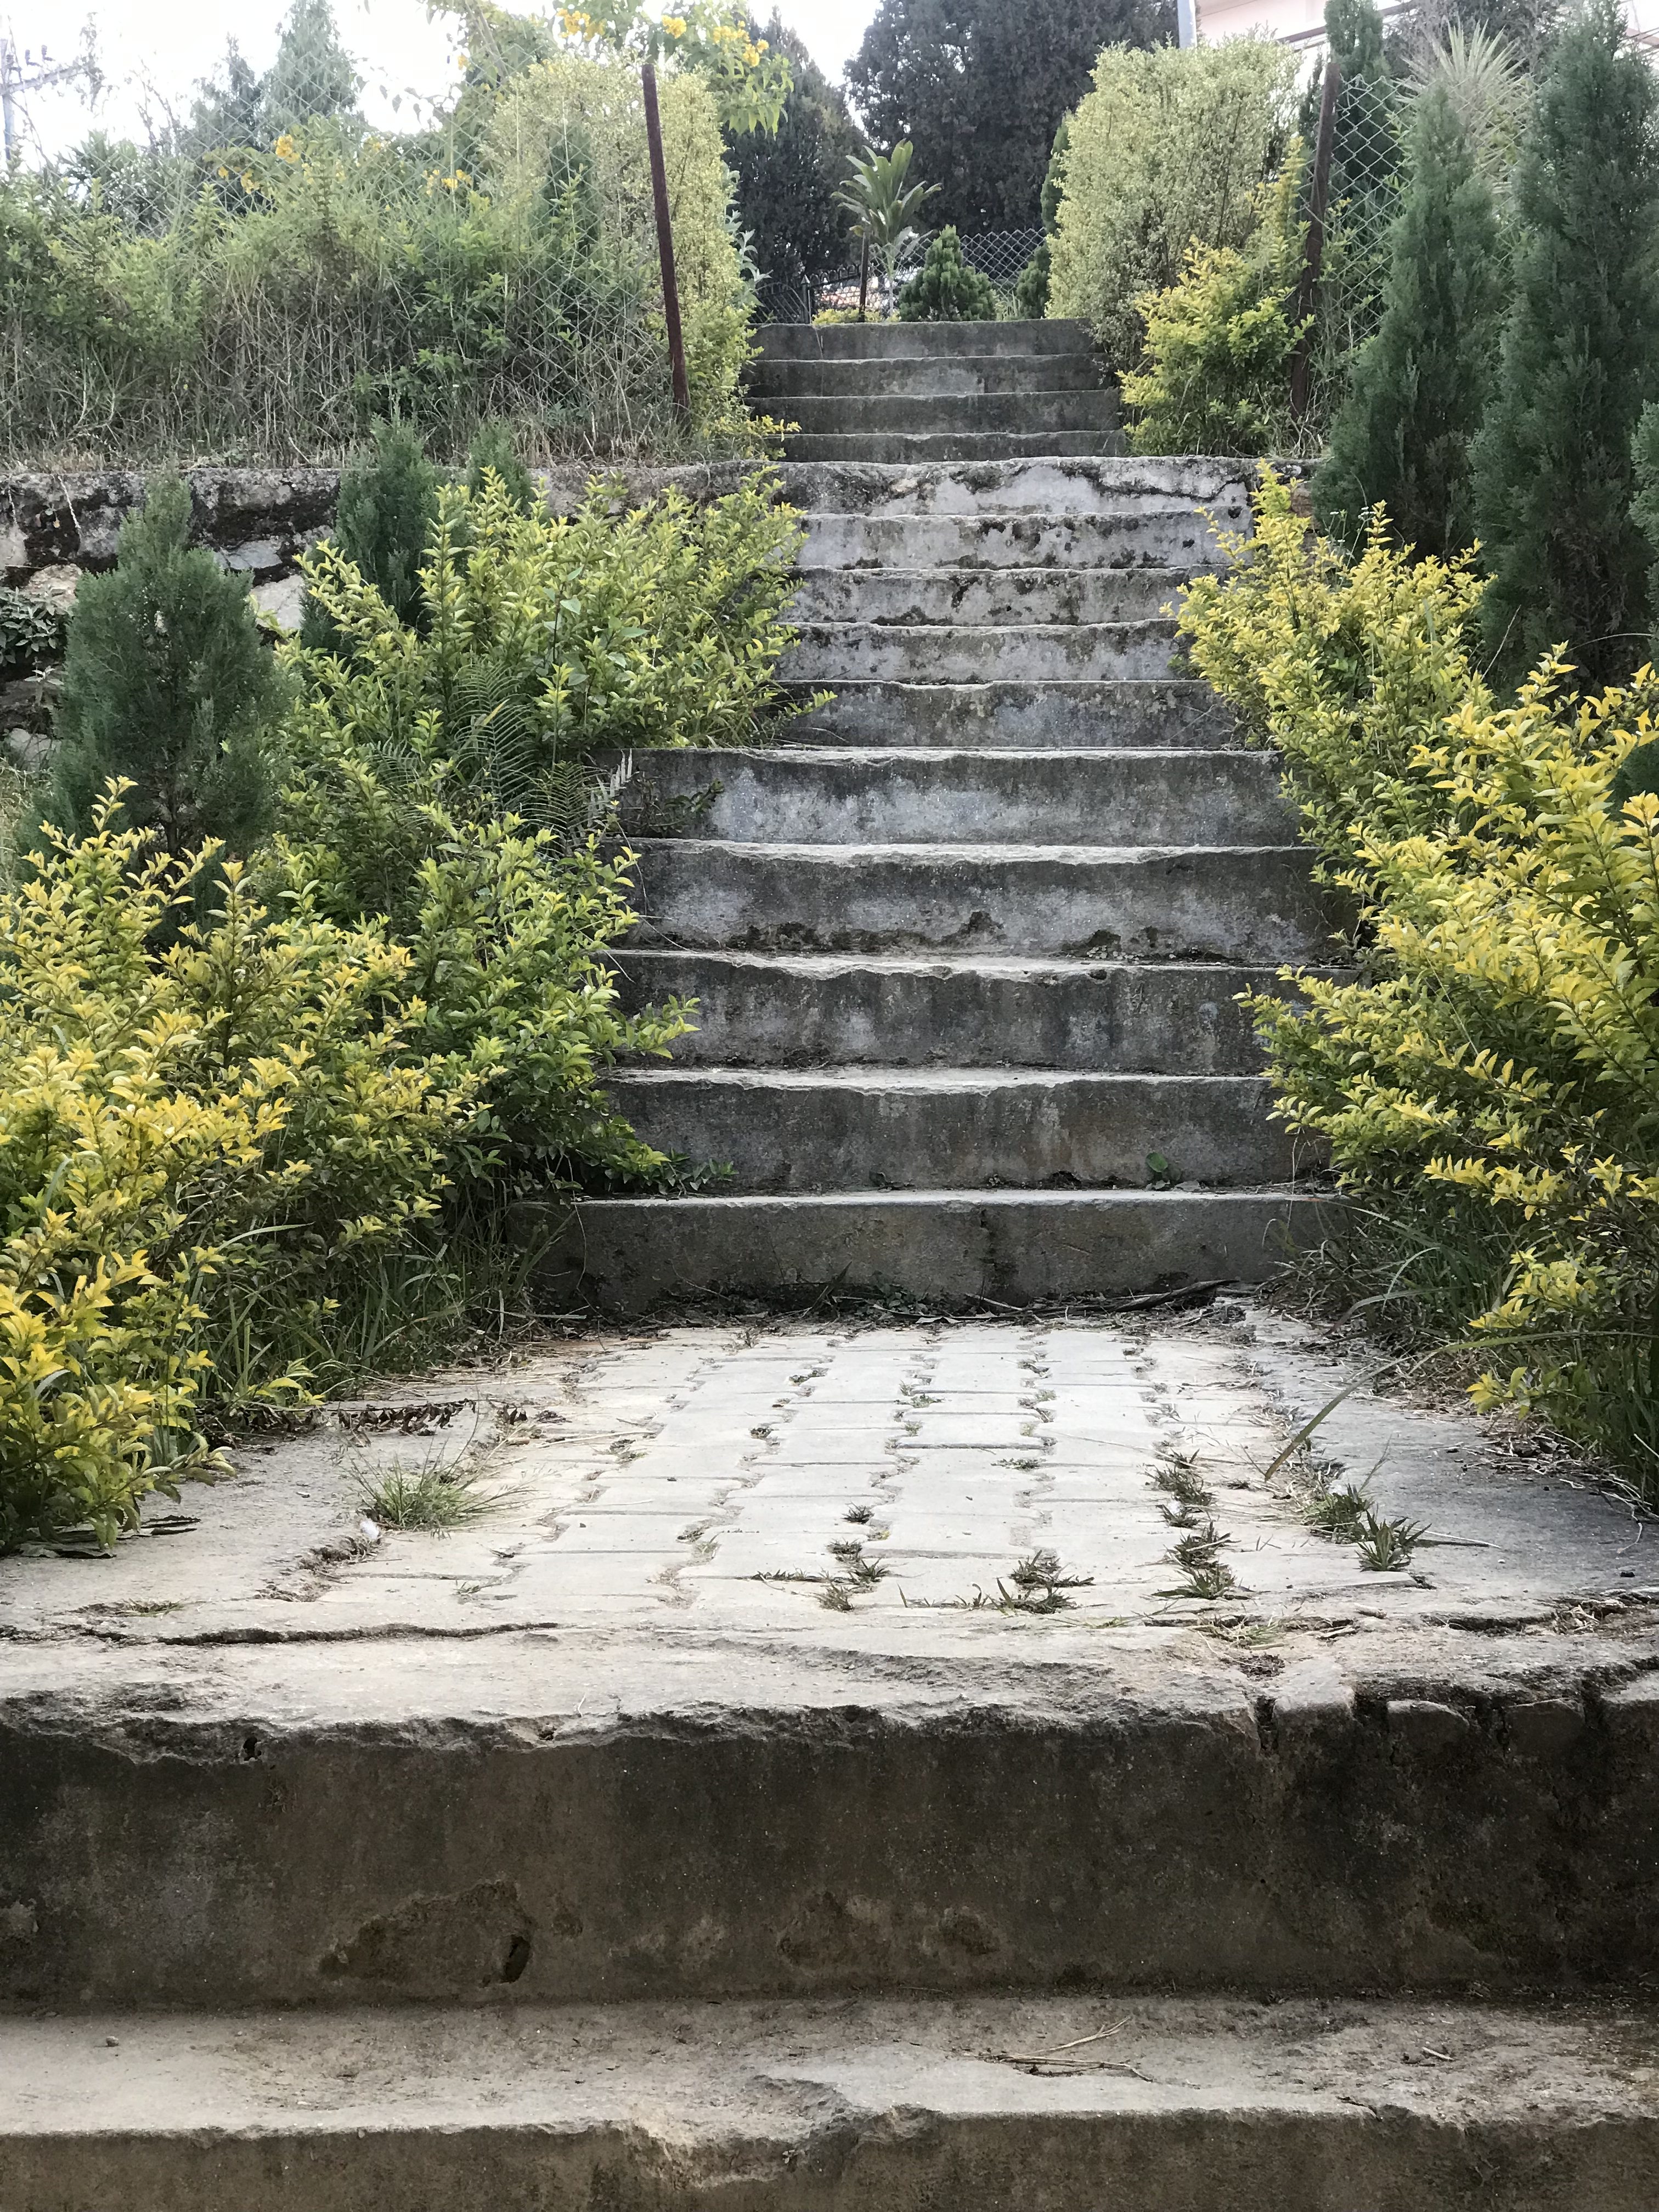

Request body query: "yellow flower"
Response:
[661, 13, 686, 32]
[456, 49, 468, 66]
[273, 132, 298, 161]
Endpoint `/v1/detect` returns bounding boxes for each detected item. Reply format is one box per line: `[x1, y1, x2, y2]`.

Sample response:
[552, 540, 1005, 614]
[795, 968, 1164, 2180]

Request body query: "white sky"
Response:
[7, 0, 882, 163]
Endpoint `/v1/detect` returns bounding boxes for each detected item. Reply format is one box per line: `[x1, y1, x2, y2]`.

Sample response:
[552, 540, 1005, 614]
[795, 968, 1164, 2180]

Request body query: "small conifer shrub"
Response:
[302, 419, 439, 647]
[898, 227, 996, 321]
[1314, 81, 1505, 558]
[46, 477, 281, 859]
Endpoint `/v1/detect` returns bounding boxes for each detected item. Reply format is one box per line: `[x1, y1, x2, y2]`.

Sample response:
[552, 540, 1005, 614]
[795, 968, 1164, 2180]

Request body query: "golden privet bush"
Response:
[1180, 472, 1659, 1486]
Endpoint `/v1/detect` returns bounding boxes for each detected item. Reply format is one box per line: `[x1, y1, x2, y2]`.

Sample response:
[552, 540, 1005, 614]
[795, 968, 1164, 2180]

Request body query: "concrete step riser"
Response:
[798, 509, 1227, 571]
[782, 622, 1177, 684]
[777, 392, 1120, 437]
[613, 952, 1282, 1072]
[15, 1608, 1654, 2005]
[774, 458, 1249, 521]
[785, 431, 1122, 464]
[757, 317, 1095, 359]
[791, 566, 1189, 625]
[625, 843, 1333, 963]
[605, 1070, 1293, 1192]
[749, 352, 1104, 399]
[618, 749, 1293, 847]
[783, 680, 1238, 751]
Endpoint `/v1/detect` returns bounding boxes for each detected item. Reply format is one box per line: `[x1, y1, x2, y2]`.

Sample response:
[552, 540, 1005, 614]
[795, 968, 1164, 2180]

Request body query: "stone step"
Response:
[781, 679, 1238, 749]
[624, 842, 1330, 963]
[785, 430, 1122, 464]
[774, 456, 1249, 522]
[8, 1993, 1651, 2211]
[611, 951, 1281, 1073]
[798, 506, 1227, 571]
[604, 1066, 1292, 1192]
[781, 620, 1176, 684]
[618, 748, 1291, 847]
[758, 316, 1096, 359]
[791, 565, 1189, 625]
[778, 391, 1121, 439]
[749, 350, 1104, 399]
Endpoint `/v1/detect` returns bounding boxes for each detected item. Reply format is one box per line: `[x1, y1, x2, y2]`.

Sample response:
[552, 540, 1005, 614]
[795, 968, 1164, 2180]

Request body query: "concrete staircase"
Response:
[558, 333, 1325, 1311]
[746, 317, 1121, 462]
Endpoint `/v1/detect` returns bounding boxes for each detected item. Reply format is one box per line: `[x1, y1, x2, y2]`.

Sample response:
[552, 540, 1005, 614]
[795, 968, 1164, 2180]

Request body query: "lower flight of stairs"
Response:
[550, 441, 1330, 1313]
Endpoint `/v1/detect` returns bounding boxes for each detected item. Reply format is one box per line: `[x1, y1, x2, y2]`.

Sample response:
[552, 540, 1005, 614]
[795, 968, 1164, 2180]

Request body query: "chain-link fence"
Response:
[789, 227, 1046, 321]
[1298, 72, 1403, 436]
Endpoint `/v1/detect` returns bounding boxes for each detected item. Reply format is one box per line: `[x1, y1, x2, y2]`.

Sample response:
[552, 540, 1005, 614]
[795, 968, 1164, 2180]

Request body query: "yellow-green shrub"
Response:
[1180, 472, 1659, 1485]
[1048, 38, 1298, 371]
[1122, 166, 1305, 458]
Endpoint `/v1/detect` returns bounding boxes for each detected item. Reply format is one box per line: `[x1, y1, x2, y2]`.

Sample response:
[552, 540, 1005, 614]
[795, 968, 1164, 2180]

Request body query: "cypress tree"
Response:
[47, 477, 281, 859]
[301, 419, 438, 646]
[1471, 0, 1659, 687]
[1314, 82, 1504, 557]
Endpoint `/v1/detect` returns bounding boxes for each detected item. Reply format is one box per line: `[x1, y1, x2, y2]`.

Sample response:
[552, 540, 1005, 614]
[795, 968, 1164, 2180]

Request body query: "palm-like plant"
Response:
[834, 141, 939, 317]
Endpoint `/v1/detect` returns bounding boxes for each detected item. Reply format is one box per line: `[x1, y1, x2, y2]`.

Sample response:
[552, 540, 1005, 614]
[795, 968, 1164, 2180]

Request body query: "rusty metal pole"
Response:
[642, 61, 691, 428]
[1289, 57, 1341, 426]
[856, 236, 871, 322]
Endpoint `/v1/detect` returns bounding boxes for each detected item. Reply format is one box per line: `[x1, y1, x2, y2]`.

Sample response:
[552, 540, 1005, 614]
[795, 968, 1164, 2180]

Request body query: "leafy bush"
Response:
[0, 587, 66, 676]
[1048, 37, 1298, 370]
[46, 477, 283, 859]
[1180, 471, 1659, 1488]
[898, 227, 996, 321]
[303, 420, 441, 646]
[1121, 166, 1303, 456]
[292, 469, 806, 811]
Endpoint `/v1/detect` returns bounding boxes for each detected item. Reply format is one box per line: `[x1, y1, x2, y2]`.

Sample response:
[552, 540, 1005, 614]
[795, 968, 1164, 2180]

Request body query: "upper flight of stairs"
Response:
[747, 317, 1122, 464]
[555, 324, 1328, 1312]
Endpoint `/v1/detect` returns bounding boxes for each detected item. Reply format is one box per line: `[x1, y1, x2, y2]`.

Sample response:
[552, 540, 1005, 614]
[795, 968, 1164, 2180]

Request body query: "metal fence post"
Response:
[1290, 57, 1341, 426]
[642, 61, 691, 428]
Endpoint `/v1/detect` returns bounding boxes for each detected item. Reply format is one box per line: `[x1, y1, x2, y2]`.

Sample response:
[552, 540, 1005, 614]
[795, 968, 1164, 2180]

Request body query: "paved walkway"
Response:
[3, 1307, 1646, 1648]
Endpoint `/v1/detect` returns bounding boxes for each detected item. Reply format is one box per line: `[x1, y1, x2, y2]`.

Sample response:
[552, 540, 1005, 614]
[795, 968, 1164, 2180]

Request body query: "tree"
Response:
[261, 0, 361, 139]
[845, 0, 1173, 234]
[1314, 81, 1505, 558]
[834, 141, 939, 313]
[177, 41, 266, 157]
[1471, 0, 1659, 688]
[47, 478, 281, 860]
[726, 13, 861, 303]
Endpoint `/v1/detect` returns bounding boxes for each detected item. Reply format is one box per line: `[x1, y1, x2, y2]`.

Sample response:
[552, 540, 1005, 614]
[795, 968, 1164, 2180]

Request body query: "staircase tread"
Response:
[630, 837, 1304, 859]
[2, 1992, 1643, 2150]
[610, 1065, 1271, 1090]
[619, 948, 1295, 974]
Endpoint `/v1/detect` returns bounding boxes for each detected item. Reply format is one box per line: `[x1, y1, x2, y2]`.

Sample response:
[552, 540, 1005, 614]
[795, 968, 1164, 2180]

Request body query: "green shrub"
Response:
[898, 227, 996, 321]
[1180, 471, 1659, 1488]
[46, 477, 283, 859]
[303, 421, 440, 646]
[466, 419, 540, 513]
[1314, 81, 1505, 558]
[1472, 0, 1659, 688]
[1048, 37, 1298, 370]
[1632, 399, 1659, 643]
[0, 587, 66, 675]
[1121, 165, 1303, 456]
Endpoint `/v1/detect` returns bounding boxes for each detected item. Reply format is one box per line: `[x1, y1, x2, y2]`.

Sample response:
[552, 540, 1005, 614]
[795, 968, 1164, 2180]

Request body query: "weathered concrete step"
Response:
[791, 565, 1189, 625]
[605, 1066, 1293, 1192]
[774, 456, 1249, 523]
[782, 679, 1238, 749]
[749, 350, 1103, 399]
[21, 1561, 1659, 2010]
[785, 430, 1122, 464]
[798, 506, 1227, 571]
[619, 748, 1291, 846]
[612, 951, 1282, 1072]
[759, 315, 1096, 358]
[781, 620, 1176, 684]
[778, 391, 1120, 438]
[625, 842, 1330, 962]
[8, 1995, 1655, 2212]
